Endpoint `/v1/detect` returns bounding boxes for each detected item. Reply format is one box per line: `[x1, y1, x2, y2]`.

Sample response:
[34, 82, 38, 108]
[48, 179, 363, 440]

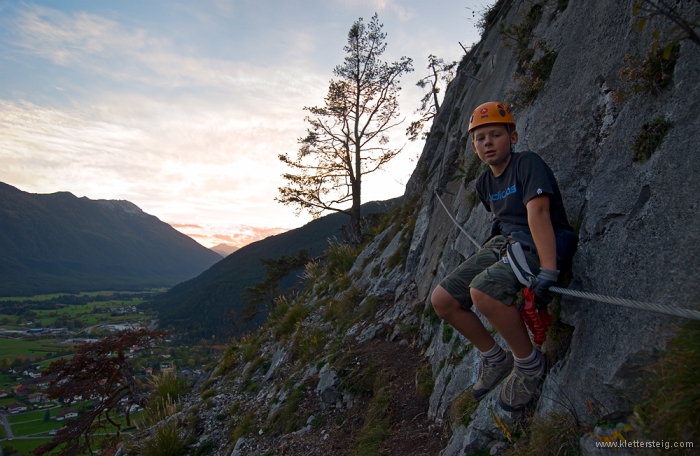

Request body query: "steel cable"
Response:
[434, 191, 700, 321]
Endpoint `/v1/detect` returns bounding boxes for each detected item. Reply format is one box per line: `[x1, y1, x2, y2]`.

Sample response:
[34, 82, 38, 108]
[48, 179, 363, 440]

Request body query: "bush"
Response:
[631, 115, 674, 162]
[619, 42, 680, 96]
[506, 40, 558, 109]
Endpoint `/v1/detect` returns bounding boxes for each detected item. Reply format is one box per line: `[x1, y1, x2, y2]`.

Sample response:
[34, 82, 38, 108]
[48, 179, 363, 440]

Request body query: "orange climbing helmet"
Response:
[468, 101, 515, 133]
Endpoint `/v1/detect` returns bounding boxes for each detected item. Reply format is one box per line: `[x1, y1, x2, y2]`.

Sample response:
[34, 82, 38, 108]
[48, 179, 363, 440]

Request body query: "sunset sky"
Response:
[0, 0, 487, 248]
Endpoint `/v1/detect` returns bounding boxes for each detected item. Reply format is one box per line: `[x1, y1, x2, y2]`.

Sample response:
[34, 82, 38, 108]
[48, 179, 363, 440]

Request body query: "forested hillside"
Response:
[147, 199, 399, 341]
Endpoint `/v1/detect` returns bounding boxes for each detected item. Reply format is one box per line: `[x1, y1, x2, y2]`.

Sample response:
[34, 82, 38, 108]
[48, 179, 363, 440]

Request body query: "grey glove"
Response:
[531, 267, 559, 308]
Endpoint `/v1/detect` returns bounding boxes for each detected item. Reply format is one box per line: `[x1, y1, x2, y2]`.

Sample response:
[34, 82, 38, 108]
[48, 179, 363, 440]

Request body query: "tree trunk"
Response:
[349, 179, 362, 246]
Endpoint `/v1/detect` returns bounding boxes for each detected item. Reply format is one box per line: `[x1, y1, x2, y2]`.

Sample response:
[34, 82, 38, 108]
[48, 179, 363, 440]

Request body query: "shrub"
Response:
[631, 115, 674, 162]
[620, 42, 680, 96]
[498, 2, 544, 64]
[477, 0, 512, 35]
[506, 40, 558, 109]
[442, 321, 454, 344]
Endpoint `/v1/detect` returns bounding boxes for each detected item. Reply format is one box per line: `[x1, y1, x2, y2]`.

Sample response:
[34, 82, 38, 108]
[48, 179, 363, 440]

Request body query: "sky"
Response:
[0, 0, 490, 248]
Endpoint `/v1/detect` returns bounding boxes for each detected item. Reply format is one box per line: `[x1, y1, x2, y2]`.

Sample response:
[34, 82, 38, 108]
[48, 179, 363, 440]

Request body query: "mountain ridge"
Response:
[0, 182, 222, 296]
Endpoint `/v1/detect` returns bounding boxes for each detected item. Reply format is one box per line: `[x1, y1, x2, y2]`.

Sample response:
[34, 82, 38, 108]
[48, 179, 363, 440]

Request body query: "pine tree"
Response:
[277, 14, 413, 245]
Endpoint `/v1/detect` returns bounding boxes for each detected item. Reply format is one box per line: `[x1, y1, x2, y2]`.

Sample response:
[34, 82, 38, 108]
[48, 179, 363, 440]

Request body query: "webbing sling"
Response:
[504, 241, 552, 344]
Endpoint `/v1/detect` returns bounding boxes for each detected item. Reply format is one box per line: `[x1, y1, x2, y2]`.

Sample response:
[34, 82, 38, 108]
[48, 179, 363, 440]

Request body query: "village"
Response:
[0, 292, 212, 454]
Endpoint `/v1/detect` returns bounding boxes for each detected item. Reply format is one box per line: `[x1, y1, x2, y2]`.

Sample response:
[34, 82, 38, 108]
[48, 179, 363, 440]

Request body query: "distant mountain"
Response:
[0, 182, 222, 296]
[147, 198, 400, 341]
[211, 243, 239, 257]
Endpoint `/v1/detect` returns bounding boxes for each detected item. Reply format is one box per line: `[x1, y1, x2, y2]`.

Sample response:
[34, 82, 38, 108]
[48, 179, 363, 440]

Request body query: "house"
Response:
[28, 392, 48, 403]
[13, 384, 29, 396]
[7, 403, 27, 414]
[55, 409, 78, 421]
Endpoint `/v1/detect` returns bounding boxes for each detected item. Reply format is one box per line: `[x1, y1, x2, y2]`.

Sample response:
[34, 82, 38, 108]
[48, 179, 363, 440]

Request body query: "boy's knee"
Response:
[470, 287, 491, 310]
[431, 285, 459, 318]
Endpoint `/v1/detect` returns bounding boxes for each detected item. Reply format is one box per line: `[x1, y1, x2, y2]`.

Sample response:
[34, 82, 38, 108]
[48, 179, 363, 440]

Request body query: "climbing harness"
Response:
[433, 188, 700, 322]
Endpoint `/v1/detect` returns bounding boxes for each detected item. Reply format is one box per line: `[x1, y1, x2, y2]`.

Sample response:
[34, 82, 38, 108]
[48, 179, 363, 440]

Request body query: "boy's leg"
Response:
[431, 285, 495, 352]
[469, 250, 546, 411]
[432, 285, 514, 400]
[431, 236, 514, 400]
[470, 289, 532, 358]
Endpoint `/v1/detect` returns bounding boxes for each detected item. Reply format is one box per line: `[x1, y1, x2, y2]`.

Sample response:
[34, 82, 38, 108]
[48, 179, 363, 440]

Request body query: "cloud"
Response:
[9, 4, 326, 95]
[170, 224, 290, 248]
[170, 223, 204, 229]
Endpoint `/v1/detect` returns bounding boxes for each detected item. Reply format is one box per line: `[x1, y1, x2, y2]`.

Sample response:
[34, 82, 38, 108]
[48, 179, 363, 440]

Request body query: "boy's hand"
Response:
[532, 268, 559, 308]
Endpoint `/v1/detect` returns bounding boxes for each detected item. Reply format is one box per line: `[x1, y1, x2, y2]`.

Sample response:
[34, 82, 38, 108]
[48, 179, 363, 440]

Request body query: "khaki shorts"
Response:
[439, 235, 541, 309]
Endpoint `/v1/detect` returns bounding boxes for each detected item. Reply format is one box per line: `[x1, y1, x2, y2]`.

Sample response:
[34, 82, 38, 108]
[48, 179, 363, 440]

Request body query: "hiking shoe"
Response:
[472, 351, 514, 400]
[497, 359, 547, 412]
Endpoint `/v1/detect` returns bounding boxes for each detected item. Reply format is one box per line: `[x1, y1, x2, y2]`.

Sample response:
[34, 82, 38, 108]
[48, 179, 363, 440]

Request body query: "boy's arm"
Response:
[526, 194, 559, 306]
[526, 194, 556, 270]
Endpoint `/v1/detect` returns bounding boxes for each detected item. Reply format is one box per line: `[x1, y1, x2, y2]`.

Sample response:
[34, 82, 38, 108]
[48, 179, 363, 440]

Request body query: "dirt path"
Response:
[274, 337, 450, 455]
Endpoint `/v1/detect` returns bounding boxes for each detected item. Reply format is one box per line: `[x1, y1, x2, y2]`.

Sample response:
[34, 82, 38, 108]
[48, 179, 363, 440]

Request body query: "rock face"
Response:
[402, 0, 700, 452]
[140, 1, 700, 454]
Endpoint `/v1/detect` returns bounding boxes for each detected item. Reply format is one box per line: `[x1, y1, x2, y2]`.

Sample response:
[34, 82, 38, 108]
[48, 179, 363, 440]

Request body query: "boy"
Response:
[431, 101, 577, 411]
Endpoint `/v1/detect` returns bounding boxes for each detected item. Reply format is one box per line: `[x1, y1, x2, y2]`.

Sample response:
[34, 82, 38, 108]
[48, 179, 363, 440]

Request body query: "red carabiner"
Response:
[521, 288, 553, 345]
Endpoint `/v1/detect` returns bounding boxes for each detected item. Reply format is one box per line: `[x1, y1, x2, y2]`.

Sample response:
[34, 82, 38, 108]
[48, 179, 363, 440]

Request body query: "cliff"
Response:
[129, 1, 700, 454]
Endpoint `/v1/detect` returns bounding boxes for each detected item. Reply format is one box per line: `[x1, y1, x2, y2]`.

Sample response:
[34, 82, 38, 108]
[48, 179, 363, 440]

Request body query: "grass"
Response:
[353, 371, 392, 456]
[273, 304, 310, 339]
[323, 287, 364, 331]
[2, 438, 53, 455]
[448, 389, 479, 428]
[636, 321, 700, 450]
[12, 417, 65, 436]
[0, 337, 65, 357]
[416, 364, 434, 399]
[442, 321, 454, 344]
[232, 412, 257, 441]
[8, 407, 59, 423]
[291, 326, 326, 363]
[502, 412, 583, 456]
[267, 386, 305, 434]
[143, 419, 185, 456]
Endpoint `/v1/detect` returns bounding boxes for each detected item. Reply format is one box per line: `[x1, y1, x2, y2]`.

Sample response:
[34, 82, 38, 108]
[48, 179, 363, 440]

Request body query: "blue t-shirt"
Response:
[475, 151, 573, 233]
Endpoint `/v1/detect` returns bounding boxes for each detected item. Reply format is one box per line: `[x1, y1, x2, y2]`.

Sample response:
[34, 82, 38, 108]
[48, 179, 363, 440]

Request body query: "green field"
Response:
[12, 418, 63, 437]
[0, 338, 65, 357]
[2, 437, 53, 455]
[8, 407, 60, 424]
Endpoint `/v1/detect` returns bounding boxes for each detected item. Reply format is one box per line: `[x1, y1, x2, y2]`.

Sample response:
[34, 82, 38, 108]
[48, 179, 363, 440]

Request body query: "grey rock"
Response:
[489, 442, 507, 455]
[317, 363, 341, 404]
[263, 348, 286, 382]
